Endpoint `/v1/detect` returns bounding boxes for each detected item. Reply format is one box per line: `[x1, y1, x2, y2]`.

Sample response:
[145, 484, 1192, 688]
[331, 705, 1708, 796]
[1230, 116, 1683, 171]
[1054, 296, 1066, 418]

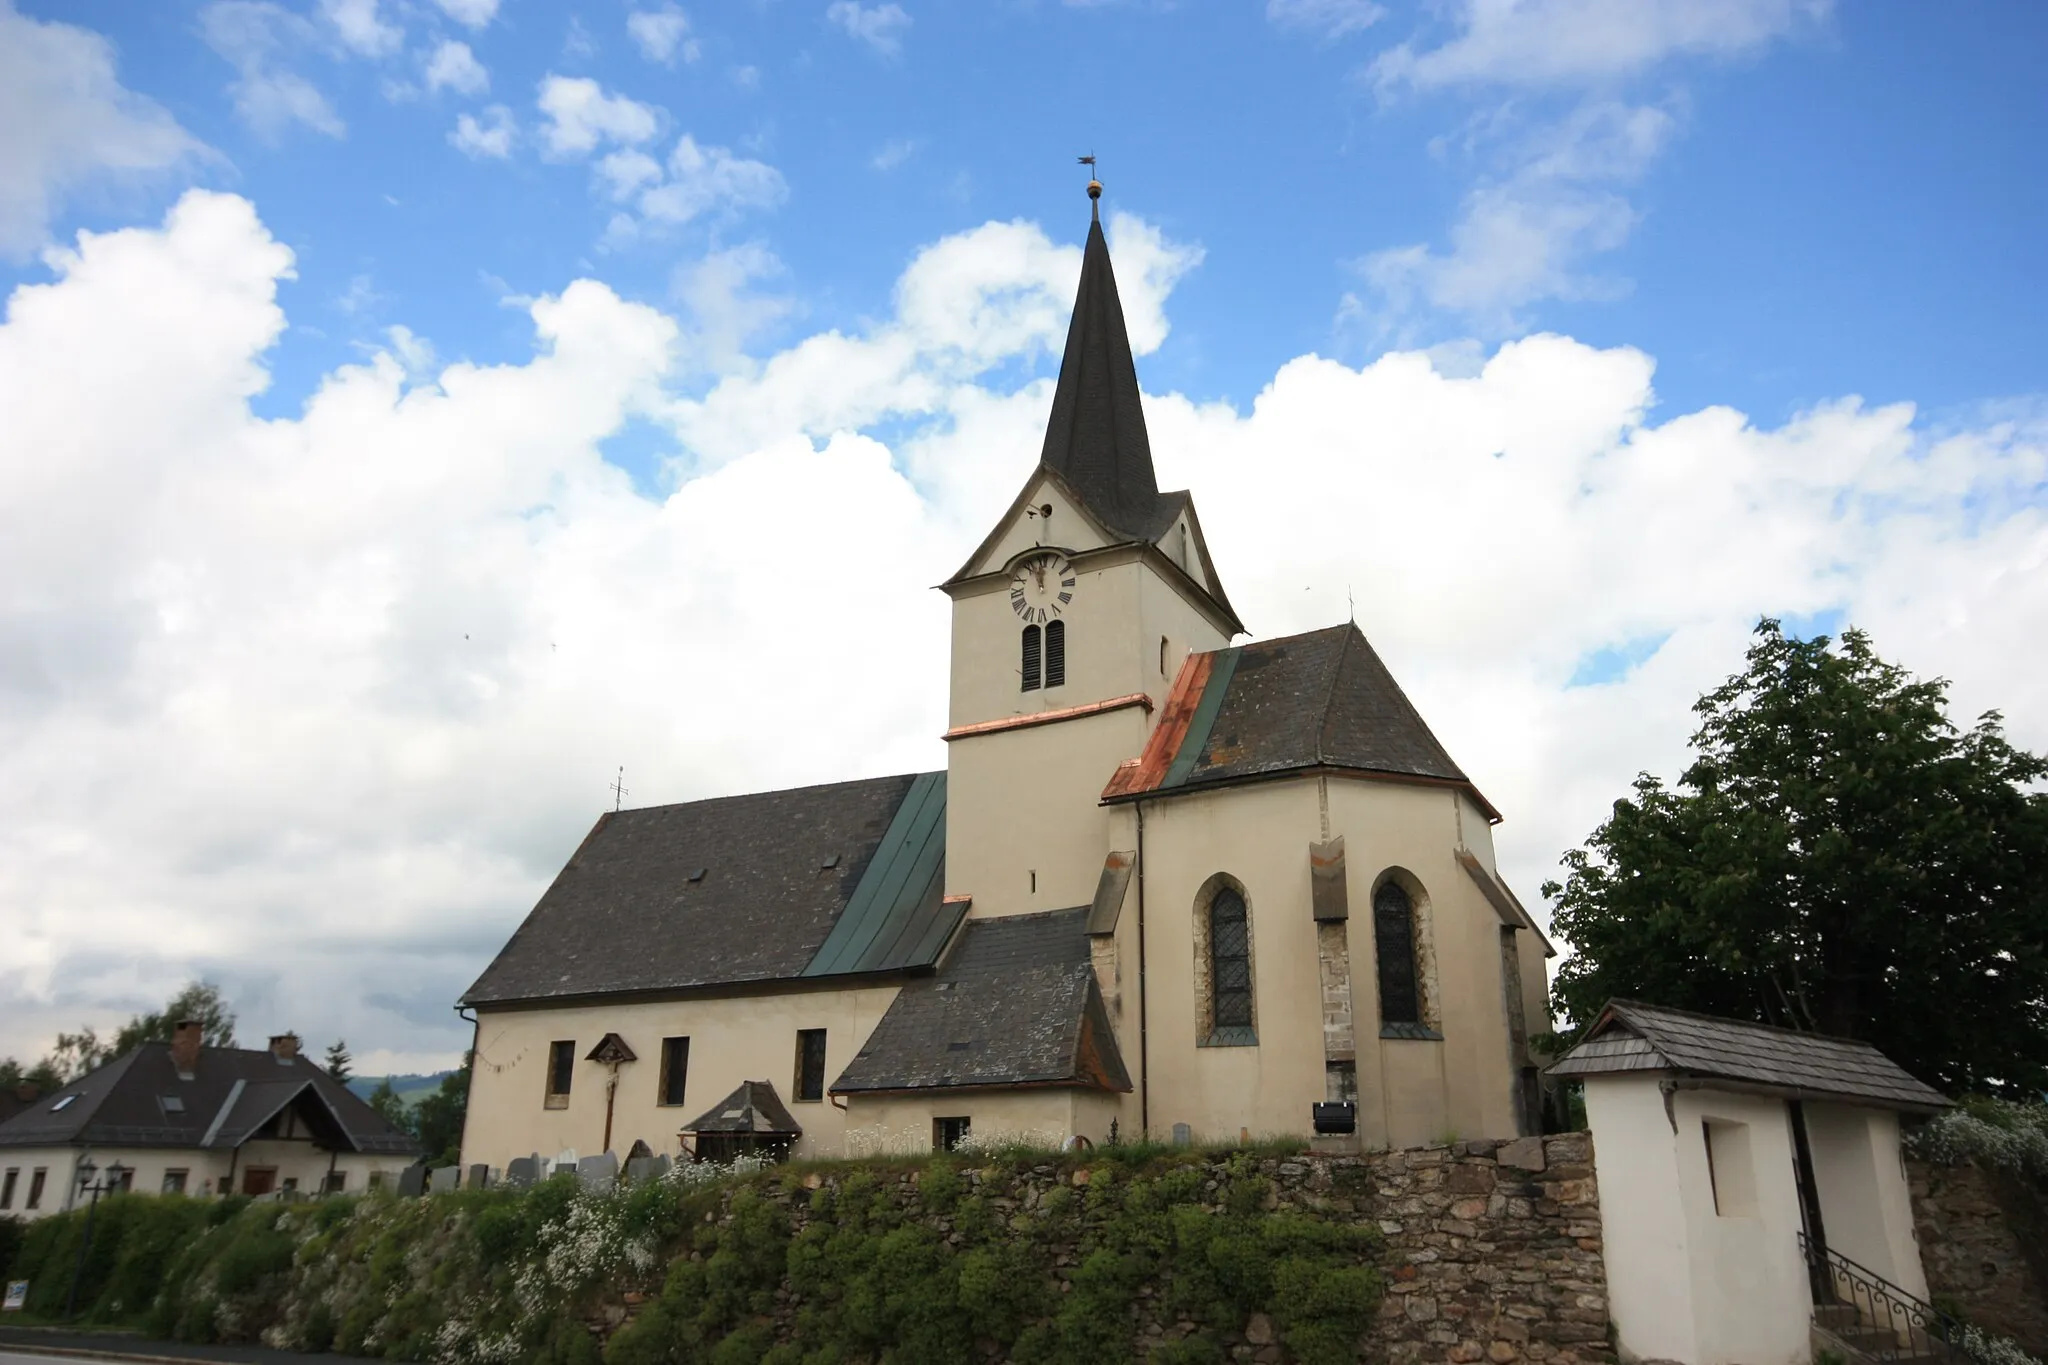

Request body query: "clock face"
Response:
[1009, 552, 1075, 624]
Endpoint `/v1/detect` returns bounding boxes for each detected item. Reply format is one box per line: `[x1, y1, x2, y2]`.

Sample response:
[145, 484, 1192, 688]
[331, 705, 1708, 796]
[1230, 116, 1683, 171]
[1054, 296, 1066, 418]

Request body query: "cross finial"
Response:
[609, 765, 628, 812]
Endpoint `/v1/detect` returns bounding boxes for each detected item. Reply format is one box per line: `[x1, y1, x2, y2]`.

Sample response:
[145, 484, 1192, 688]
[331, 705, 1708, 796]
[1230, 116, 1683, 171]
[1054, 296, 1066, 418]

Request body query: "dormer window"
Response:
[1021, 625, 1042, 691]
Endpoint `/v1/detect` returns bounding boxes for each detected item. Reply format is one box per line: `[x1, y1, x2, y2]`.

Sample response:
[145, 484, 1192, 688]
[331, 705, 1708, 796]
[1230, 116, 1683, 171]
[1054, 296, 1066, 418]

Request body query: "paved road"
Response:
[0, 1333, 380, 1365]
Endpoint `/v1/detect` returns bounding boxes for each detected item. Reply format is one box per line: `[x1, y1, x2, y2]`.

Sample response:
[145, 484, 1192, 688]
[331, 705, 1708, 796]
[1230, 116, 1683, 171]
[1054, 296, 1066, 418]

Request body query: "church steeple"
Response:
[1036, 182, 1162, 540]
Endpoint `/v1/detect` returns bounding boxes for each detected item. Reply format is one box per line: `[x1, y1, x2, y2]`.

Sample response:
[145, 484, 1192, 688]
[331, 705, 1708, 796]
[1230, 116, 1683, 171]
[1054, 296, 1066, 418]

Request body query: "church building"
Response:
[456, 184, 1555, 1169]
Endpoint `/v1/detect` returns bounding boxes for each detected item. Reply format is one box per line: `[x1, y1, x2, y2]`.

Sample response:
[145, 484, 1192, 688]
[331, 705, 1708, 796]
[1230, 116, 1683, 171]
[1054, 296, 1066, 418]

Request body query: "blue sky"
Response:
[2, 0, 2043, 1070]
[13, 1, 2047, 428]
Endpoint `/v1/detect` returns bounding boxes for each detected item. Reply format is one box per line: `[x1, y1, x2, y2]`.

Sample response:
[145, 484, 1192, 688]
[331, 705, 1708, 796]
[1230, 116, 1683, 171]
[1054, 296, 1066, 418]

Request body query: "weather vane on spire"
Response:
[1079, 153, 1101, 217]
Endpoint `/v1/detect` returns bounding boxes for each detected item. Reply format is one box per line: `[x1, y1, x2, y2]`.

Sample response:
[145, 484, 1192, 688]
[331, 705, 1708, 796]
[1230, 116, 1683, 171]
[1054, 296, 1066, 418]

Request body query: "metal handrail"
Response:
[1799, 1232, 1961, 1362]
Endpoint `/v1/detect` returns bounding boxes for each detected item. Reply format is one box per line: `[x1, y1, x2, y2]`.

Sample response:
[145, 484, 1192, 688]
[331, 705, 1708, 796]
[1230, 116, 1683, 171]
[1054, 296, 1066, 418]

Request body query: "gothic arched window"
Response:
[1209, 885, 1253, 1033]
[1044, 620, 1066, 688]
[1374, 879, 1422, 1025]
[1021, 625, 1041, 691]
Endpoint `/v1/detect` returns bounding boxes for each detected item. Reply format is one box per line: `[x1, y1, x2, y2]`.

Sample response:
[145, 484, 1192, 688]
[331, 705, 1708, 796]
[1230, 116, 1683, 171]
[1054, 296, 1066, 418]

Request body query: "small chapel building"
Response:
[456, 185, 1555, 1169]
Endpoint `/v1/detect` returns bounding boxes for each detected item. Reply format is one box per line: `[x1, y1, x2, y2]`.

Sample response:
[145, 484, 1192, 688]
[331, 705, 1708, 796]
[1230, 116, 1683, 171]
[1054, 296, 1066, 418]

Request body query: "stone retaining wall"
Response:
[1910, 1159, 2048, 1356]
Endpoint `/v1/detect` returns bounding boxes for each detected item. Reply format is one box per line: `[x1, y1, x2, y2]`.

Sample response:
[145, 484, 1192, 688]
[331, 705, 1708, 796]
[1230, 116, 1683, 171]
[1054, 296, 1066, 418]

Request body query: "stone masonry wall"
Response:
[1368, 1133, 1610, 1365]
[604, 1133, 1610, 1364]
[1910, 1159, 2048, 1356]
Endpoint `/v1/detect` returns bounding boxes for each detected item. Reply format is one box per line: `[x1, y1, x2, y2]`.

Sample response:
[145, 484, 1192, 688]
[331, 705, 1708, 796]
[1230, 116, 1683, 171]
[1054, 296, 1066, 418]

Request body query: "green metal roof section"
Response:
[1161, 646, 1242, 789]
[803, 771, 961, 977]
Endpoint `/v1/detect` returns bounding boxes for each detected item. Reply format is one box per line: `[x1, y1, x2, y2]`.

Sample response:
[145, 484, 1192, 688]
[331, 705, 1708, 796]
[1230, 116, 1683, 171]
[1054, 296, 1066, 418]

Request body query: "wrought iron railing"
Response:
[1799, 1232, 1962, 1362]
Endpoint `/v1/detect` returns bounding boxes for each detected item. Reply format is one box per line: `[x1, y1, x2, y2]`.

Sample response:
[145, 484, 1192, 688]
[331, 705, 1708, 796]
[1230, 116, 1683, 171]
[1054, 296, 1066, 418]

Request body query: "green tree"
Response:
[324, 1039, 353, 1084]
[366, 1079, 408, 1130]
[412, 1054, 472, 1166]
[1548, 620, 2048, 1098]
[108, 981, 237, 1055]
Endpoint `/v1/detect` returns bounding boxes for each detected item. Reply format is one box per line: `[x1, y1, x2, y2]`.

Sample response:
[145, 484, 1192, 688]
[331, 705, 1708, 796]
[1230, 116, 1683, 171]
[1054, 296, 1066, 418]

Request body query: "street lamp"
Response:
[64, 1158, 128, 1321]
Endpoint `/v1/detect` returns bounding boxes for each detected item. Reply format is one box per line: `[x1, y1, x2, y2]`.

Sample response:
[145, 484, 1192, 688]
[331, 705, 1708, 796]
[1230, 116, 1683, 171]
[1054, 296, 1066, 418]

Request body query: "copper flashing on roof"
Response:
[944, 692, 1153, 742]
[1102, 652, 1212, 800]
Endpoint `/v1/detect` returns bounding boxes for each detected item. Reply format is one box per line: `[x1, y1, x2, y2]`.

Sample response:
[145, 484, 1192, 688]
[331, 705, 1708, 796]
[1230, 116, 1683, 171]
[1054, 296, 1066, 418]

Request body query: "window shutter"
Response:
[1045, 620, 1066, 687]
[1021, 625, 1042, 691]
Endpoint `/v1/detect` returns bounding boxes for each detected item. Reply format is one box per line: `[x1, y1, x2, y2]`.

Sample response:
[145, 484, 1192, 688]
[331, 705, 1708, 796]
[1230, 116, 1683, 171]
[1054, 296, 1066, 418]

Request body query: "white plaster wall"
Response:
[461, 985, 903, 1170]
[1583, 1076, 1703, 1364]
[841, 1090, 1094, 1153]
[1805, 1103, 1928, 1300]
[0, 1145, 411, 1219]
[1674, 1088, 1812, 1365]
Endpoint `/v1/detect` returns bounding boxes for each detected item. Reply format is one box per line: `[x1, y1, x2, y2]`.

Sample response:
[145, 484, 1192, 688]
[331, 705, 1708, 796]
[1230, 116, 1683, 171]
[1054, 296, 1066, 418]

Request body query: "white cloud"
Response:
[826, 1, 911, 56]
[0, 2, 205, 259]
[201, 1, 346, 140]
[1371, 0, 1829, 92]
[320, 0, 403, 59]
[433, 0, 499, 30]
[1, 190, 2041, 1089]
[627, 6, 699, 65]
[424, 39, 488, 96]
[671, 242, 793, 374]
[638, 135, 787, 225]
[1359, 100, 1673, 330]
[871, 138, 917, 172]
[535, 75, 661, 158]
[450, 104, 515, 158]
[1266, 0, 1385, 40]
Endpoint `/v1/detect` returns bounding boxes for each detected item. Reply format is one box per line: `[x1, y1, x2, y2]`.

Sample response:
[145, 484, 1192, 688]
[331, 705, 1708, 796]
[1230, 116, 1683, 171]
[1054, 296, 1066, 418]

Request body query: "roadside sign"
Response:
[2, 1280, 26, 1311]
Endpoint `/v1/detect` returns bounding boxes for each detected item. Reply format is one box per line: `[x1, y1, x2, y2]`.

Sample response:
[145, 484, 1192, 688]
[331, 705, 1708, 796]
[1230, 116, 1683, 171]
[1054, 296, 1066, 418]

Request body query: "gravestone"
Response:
[428, 1165, 460, 1194]
[504, 1156, 538, 1188]
[396, 1161, 429, 1198]
[1171, 1123, 1192, 1146]
[625, 1154, 669, 1183]
[467, 1164, 490, 1190]
[578, 1152, 619, 1193]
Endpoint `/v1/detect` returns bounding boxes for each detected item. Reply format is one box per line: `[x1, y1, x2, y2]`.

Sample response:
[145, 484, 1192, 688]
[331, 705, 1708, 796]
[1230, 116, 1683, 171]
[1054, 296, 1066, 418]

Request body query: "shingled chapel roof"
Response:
[462, 771, 963, 1007]
[1546, 1000, 1949, 1112]
[1103, 623, 1496, 819]
[831, 908, 1132, 1096]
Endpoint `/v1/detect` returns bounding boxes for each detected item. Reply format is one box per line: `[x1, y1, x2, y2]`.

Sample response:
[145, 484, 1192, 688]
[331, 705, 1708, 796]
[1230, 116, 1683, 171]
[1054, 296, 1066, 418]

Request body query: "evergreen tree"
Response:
[1548, 620, 2048, 1098]
[412, 1053, 472, 1167]
[324, 1039, 353, 1084]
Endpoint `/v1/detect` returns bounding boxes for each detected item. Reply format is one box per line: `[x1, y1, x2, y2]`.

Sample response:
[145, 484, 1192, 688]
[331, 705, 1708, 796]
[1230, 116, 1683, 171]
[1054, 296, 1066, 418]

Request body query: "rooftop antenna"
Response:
[1079, 153, 1100, 219]
[609, 766, 628, 812]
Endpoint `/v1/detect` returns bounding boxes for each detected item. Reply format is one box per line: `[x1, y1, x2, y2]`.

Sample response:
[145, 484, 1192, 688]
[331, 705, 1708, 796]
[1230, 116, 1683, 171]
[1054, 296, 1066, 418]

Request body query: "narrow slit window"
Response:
[1044, 620, 1066, 687]
[545, 1039, 575, 1107]
[1375, 881, 1422, 1025]
[1210, 886, 1253, 1031]
[1021, 625, 1042, 691]
[0, 1169, 16, 1209]
[795, 1028, 827, 1102]
[1159, 636, 1169, 675]
[659, 1036, 690, 1107]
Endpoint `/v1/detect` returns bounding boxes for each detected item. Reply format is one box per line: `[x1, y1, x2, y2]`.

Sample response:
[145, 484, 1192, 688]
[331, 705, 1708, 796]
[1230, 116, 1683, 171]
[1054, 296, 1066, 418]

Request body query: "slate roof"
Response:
[1104, 623, 1496, 818]
[682, 1081, 803, 1136]
[462, 772, 965, 1007]
[831, 908, 1132, 1095]
[1546, 1000, 1949, 1112]
[0, 1043, 419, 1155]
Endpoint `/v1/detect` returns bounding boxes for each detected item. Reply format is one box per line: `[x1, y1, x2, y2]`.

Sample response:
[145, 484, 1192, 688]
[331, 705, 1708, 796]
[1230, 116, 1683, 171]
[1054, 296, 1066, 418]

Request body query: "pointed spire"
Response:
[1036, 184, 1161, 538]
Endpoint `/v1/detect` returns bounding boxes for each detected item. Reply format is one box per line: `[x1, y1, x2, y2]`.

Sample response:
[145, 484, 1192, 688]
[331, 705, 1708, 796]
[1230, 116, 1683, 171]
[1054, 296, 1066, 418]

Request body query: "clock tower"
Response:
[941, 182, 1241, 921]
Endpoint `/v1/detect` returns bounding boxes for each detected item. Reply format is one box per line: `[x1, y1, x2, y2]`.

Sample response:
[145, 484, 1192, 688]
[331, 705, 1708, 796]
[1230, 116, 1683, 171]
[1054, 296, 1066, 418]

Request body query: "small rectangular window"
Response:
[934, 1116, 971, 1151]
[323, 1170, 347, 1194]
[113, 1167, 134, 1193]
[26, 1168, 47, 1209]
[0, 1168, 16, 1209]
[162, 1169, 188, 1195]
[794, 1029, 827, 1103]
[1703, 1119, 1758, 1217]
[659, 1036, 690, 1107]
[281, 1176, 299, 1193]
[545, 1039, 575, 1108]
[160, 1095, 186, 1114]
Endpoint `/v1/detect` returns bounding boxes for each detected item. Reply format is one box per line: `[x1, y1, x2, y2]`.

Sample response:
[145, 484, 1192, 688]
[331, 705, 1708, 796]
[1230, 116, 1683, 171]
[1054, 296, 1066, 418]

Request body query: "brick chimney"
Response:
[268, 1032, 301, 1064]
[171, 1019, 203, 1078]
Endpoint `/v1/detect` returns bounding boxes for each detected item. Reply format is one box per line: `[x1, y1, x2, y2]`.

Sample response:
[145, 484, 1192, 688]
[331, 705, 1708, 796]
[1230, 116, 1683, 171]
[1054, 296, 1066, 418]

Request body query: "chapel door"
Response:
[242, 1167, 277, 1196]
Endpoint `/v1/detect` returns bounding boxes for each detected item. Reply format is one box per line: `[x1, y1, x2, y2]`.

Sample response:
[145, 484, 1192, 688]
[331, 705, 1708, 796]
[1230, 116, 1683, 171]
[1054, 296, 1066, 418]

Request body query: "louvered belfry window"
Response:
[1375, 880, 1422, 1025]
[1021, 624, 1042, 691]
[1209, 887, 1253, 1029]
[1044, 620, 1066, 688]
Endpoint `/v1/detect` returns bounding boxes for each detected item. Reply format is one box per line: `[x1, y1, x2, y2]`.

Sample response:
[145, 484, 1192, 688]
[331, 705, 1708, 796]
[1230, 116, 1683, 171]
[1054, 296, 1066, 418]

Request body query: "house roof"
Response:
[1103, 623, 1497, 820]
[1546, 1000, 1950, 1112]
[462, 771, 966, 1007]
[0, 1043, 419, 1155]
[831, 908, 1133, 1095]
[682, 1080, 802, 1136]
